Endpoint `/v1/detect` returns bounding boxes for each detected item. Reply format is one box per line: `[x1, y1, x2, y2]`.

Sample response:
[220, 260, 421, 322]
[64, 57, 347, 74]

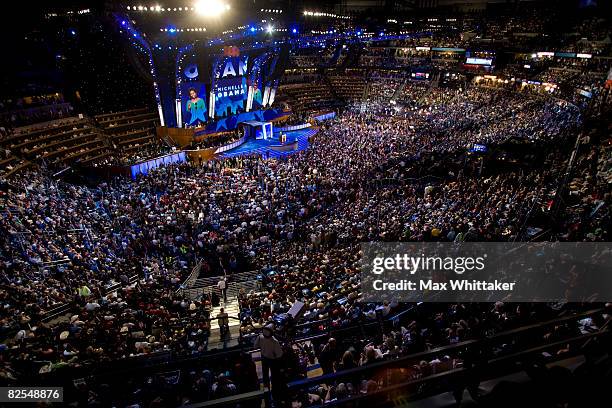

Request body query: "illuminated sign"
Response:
[216, 56, 248, 79]
[466, 57, 492, 65]
[213, 55, 250, 117]
[431, 47, 465, 52]
[555, 52, 576, 58]
[472, 144, 487, 153]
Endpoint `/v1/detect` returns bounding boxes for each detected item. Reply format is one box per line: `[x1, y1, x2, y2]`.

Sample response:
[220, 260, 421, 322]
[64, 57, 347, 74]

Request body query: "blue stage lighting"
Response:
[250, 27, 256, 32]
[70, 29, 76, 35]
[121, 20, 126, 26]
[292, 28, 297, 34]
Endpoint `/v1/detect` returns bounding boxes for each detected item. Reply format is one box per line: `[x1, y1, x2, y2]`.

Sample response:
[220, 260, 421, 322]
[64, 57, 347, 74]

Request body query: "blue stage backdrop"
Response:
[172, 43, 287, 128]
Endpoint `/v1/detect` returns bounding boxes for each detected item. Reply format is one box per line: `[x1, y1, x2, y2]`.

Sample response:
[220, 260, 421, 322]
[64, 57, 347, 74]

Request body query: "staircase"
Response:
[183, 270, 261, 300]
[322, 74, 341, 103]
[178, 271, 262, 348]
[206, 297, 242, 349]
[391, 77, 409, 103]
[431, 72, 441, 88]
[360, 83, 370, 113]
[208, 298, 241, 331]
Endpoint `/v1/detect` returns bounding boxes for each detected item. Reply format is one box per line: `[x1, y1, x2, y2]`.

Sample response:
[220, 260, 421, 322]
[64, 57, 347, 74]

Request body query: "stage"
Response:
[217, 127, 317, 159]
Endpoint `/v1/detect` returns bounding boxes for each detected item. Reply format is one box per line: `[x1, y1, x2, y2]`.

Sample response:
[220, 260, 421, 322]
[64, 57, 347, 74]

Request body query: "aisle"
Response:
[207, 298, 241, 349]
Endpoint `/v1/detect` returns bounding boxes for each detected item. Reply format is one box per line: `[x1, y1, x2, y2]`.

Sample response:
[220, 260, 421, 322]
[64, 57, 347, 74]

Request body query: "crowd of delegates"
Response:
[289, 303, 610, 407]
[0, 80, 609, 406]
[0, 156, 28, 180]
[105, 143, 172, 166]
[191, 131, 243, 150]
[366, 77, 403, 107]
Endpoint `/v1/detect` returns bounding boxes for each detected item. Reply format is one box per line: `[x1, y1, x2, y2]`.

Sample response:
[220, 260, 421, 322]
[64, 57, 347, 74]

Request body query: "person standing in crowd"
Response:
[319, 338, 339, 375]
[235, 352, 258, 388]
[237, 288, 247, 312]
[217, 308, 229, 337]
[254, 323, 283, 391]
[76, 284, 91, 302]
[217, 275, 228, 303]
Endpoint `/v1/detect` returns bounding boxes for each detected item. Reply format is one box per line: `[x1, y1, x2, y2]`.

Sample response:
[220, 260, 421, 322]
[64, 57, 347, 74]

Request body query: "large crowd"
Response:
[2, 78, 608, 401]
[1, 6, 612, 403]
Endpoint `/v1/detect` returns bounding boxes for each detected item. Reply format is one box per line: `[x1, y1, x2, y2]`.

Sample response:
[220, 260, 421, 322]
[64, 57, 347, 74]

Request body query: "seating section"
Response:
[397, 81, 431, 106]
[0, 109, 167, 172]
[95, 108, 160, 156]
[328, 74, 367, 101]
[0, 117, 111, 169]
[277, 83, 337, 113]
[0, 100, 74, 129]
[289, 55, 319, 68]
[282, 68, 319, 85]
[0, 153, 30, 180]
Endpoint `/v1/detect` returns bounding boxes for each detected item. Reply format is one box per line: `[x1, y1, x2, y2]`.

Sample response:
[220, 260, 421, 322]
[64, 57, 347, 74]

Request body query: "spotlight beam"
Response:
[194, 0, 230, 17]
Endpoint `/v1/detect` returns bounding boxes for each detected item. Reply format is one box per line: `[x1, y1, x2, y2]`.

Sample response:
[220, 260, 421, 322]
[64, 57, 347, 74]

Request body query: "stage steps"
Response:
[206, 298, 242, 349]
[208, 298, 241, 331]
[182, 270, 262, 300]
[196, 279, 261, 299]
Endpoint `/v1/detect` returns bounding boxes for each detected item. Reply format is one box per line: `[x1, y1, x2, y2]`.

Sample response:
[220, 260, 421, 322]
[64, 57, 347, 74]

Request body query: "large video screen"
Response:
[466, 57, 492, 66]
[250, 78, 264, 110]
[181, 82, 207, 126]
[214, 76, 247, 117]
[175, 47, 283, 124]
[214, 56, 249, 117]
